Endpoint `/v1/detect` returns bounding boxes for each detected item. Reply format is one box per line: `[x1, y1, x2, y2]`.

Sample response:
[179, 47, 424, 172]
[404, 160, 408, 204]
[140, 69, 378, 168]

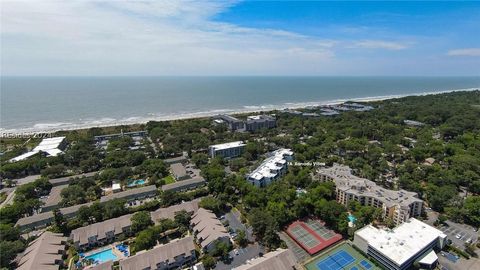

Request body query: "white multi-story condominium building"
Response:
[354, 218, 447, 270]
[190, 208, 231, 253]
[247, 148, 294, 187]
[119, 236, 196, 270]
[208, 141, 246, 159]
[315, 164, 423, 225]
[233, 249, 297, 270]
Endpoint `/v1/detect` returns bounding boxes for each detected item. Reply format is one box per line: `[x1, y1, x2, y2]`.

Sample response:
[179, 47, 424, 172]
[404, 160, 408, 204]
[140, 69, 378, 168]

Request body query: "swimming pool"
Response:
[85, 248, 118, 263]
[348, 214, 357, 223]
[127, 179, 146, 187]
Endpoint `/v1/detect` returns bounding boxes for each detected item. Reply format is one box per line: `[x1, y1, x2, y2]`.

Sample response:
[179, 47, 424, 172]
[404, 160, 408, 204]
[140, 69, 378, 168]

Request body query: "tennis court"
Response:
[286, 219, 342, 255]
[289, 224, 321, 249]
[305, 242, 379, 270]
[306, 219, 336, 239]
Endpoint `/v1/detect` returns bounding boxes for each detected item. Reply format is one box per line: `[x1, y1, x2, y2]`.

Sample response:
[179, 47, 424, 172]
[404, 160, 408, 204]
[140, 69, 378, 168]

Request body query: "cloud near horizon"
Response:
[447, 48, 480, 57]
[1, 1, 479, 76]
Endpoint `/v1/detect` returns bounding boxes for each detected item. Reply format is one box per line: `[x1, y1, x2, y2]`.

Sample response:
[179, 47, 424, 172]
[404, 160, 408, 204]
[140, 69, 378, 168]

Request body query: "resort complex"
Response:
[315, 164, 424, 225]
[1, 90, 479, 270]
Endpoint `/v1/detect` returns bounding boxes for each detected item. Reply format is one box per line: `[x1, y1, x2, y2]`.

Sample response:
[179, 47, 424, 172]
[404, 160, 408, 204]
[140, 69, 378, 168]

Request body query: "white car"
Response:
[455, 234, 461, 239]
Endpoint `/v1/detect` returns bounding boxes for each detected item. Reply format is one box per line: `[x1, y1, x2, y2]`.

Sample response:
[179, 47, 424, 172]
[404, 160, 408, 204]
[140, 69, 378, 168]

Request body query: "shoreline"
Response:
[1, 87, 478, 136]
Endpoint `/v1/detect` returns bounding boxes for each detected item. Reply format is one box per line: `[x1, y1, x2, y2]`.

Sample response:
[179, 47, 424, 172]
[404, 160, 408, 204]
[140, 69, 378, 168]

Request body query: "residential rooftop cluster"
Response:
[16, 185, 158, 231]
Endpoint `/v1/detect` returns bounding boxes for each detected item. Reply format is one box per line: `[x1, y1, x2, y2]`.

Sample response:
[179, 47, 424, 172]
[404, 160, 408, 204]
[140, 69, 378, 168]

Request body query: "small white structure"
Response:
[112, 183, 121, 193]
[247, 148, 293, 187]
[208, 141, 246, 159]
[353, 218, 447, 270]
[10, 137, 67, 162]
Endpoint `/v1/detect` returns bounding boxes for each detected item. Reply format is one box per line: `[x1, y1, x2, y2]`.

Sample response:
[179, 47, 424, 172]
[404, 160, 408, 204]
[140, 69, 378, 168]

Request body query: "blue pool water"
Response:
[127, 179, 146, 187]
[85, 249, 118, 263]
[348, 214, 357, 223]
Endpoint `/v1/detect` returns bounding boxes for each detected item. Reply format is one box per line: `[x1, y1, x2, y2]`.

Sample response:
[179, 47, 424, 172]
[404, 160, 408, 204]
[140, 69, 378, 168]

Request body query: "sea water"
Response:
[1, 76, 479, 133]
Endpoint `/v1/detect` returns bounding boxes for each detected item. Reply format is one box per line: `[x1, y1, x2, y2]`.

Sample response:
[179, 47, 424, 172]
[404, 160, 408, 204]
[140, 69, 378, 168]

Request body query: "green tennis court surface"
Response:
[304, 242, 379, 270]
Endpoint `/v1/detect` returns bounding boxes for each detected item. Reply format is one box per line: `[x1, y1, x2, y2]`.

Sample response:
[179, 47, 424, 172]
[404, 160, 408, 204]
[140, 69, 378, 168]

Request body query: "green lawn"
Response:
[162, 175, 175, 184]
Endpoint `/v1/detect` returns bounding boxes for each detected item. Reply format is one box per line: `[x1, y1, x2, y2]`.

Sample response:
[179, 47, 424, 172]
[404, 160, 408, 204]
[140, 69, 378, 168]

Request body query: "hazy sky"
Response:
[1, 1, 479, 76]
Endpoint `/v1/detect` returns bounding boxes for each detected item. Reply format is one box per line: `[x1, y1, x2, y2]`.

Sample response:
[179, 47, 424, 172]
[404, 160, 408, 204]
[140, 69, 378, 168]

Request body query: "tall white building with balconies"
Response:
[247, 148, 293, 187]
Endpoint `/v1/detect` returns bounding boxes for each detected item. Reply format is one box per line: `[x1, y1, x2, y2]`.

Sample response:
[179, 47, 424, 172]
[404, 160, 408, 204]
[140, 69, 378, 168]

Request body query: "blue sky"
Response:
[1, 1, 479, 76]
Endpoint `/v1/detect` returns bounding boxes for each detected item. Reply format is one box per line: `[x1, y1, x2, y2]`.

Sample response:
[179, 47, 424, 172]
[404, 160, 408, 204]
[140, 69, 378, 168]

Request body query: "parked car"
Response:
[455, 234, 461, 239]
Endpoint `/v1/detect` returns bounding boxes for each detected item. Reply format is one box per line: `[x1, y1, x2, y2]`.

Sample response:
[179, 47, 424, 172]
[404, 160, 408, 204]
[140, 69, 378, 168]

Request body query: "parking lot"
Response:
[438, 220, 478, 249]
[223, 209, 254, 242]
[214, 243, 263, 270]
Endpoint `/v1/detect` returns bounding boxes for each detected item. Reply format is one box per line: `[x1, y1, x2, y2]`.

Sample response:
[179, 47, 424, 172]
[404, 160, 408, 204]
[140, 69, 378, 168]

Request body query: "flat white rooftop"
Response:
[10, 137, 66, 162]
[248, 148, 292, 181]
[355, 218, 446, 266]
[210, 141, 246, 151]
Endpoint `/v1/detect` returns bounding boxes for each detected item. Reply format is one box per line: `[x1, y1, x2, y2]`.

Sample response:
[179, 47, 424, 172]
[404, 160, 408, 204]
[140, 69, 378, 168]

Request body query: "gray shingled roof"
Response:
[16, 202, 93, 229]
[42, 184, 68, 212]
[150, 199, 200, 223]
[89, 260, 113, 270]
[191, 208, 229, 249]
[233, 249, 297, 270]
[119, 236, 195, 270]
[70, 214, 133, 246]
[164, 155, 188, 165]
[100, 185, 157, 202]
[170, 163, 188, 179]
[48, 172, 98, 186]
[161, 177, 206, 192]
[16, 231, 67, 270]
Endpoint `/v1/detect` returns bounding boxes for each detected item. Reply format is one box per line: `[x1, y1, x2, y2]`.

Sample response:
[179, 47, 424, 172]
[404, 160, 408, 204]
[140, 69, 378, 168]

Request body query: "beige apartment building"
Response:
[315, 164, 423, 225]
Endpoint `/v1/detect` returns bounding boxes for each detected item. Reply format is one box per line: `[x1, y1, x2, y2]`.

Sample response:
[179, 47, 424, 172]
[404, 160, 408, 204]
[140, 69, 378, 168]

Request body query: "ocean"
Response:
[1, 76, 479, 133]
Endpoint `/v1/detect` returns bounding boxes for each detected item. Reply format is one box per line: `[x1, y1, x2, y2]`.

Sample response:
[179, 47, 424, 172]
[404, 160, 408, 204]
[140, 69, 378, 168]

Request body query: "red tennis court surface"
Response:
[286, 219, 342, 255]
